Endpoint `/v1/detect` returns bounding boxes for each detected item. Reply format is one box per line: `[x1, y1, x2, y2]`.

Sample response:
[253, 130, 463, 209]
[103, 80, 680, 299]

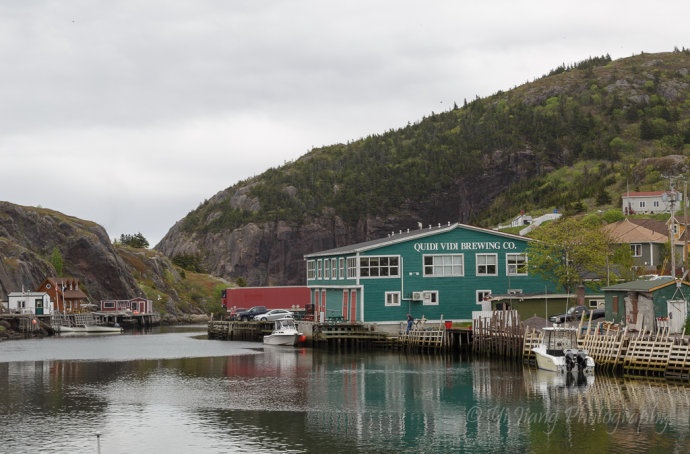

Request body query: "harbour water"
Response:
[1, 325, 689, 453]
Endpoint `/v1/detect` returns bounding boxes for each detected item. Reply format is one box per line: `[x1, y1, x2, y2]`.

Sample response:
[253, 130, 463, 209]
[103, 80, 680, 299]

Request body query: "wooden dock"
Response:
[207, 320, 275, 341]
[207, 318, 471, 353]
[1, 311, 161, 337]
[473, 310, 690, 383]
[0, 313, 52, 335]
[312, 322, 390, 349]
[577, 321, 690, 380]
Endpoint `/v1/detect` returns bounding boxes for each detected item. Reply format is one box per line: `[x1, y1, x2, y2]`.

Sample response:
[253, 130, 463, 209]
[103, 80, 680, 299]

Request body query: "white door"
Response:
[667, 300, 687, 334]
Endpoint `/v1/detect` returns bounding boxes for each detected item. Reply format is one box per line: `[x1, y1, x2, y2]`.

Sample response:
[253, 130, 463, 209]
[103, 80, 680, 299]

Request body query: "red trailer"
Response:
[221, 286, 310, 313]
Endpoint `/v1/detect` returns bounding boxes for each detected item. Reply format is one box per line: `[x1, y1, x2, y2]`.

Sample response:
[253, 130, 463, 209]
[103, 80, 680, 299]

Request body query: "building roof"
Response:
[622, 191, 667, 197]
[601, 276, 685, 292]
[304, 222, 530, 258]
[490, 292, 603, 301]
[8, 291, 48, 297]
[602, 218, 669, 243]
[40, 277, 89, 299]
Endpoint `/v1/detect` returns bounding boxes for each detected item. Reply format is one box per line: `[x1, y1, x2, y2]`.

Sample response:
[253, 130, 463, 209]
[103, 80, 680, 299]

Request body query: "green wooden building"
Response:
[304, 222, 575, 326]
[602, 277, 689, 333]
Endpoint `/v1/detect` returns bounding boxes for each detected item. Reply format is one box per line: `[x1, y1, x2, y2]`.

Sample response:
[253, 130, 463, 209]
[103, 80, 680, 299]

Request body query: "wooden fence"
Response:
[472, 310, 523, 358]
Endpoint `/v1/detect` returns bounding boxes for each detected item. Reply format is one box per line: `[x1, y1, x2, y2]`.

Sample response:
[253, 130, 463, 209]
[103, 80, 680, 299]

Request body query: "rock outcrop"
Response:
[0, 202, 141, 301]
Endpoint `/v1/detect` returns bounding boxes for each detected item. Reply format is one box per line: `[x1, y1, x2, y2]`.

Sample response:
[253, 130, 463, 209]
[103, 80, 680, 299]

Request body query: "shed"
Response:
[7, 291, 53, 315]
[602, 276, 689, 333]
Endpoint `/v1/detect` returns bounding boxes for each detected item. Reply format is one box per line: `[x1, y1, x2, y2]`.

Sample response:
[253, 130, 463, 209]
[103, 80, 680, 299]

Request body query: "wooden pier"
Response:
[473, 309, 690, 383]
[577, 321, 690, 380]
[0, 313, 52, 335]
[312, 322, 389, 349]
[207, 318, 472, 353]
[207, 320, 275, 341]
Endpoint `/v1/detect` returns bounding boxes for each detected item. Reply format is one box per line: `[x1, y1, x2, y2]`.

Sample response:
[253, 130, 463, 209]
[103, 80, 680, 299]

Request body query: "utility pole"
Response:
[663, 175, 679, 278]
[683, 179, 690, 275]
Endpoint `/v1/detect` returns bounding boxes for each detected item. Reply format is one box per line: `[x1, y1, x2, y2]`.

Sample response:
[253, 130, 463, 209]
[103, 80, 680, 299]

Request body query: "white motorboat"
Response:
[263, 318, 302, 346]
[532, 326, 594, 375]
[59, 324, 124, 334]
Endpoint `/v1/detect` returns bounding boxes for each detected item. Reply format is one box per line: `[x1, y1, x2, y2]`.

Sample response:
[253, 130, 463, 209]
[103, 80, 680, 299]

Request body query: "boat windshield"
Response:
[276, 319, 295, 329]
[544, 328, 577, 350]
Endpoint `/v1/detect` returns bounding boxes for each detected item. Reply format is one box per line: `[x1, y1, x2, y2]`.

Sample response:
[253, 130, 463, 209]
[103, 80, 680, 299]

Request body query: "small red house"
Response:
[36, 277, 89, 313]
[99, 297, 153, 314]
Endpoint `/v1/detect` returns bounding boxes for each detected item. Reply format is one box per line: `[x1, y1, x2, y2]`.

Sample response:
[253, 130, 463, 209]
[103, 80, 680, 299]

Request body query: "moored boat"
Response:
[58, 324, 124, 334]
[532, 326, 594, 374]
[263, 318, 302, 346]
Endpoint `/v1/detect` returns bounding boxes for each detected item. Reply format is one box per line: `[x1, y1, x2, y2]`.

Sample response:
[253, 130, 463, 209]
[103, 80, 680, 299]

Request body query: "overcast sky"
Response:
[1, 1, 688, 246]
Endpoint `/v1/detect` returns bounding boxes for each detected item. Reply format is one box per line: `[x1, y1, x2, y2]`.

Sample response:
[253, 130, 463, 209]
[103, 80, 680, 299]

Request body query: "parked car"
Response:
[254, 309, 294, 321]
[227, 307, 248, 321]
[549, 305, 592, 324]
[589, 308, 606, 321]
[236, 306, 269, 321]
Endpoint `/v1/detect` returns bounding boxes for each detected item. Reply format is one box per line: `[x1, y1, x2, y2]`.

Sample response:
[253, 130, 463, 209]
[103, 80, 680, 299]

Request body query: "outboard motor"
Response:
[565, 351, 577, 372]
[576, 351, 589, 372]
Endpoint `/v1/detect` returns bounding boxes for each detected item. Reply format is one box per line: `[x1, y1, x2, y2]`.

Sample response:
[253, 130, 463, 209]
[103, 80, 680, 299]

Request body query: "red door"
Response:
[349, 290, 357, 323]
[342, 291, 348, 320]
[321, 290, 327, 323]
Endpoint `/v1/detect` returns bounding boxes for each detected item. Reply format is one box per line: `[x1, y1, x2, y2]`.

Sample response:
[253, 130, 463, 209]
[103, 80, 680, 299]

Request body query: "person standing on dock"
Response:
[406, 314, 414, 333]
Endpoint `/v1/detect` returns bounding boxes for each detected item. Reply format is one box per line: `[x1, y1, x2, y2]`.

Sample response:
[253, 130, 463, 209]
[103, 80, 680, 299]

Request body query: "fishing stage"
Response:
[209, 308, 690, 383]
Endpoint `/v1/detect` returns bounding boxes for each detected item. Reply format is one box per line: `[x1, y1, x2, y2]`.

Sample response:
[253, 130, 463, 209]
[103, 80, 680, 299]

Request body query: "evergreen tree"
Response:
[119, 233, 150, 249]
[50, 247, 63, 276]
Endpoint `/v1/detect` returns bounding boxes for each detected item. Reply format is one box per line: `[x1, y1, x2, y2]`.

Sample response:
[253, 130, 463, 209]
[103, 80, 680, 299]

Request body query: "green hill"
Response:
[156, 50, 690, 286]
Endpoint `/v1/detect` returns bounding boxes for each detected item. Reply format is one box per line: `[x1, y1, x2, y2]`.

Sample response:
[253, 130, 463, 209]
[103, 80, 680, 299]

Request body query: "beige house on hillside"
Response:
[604, 218, 687, 275]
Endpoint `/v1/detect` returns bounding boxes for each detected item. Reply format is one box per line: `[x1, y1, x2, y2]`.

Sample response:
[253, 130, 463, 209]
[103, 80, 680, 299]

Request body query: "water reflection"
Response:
[1, 330, 689, 453]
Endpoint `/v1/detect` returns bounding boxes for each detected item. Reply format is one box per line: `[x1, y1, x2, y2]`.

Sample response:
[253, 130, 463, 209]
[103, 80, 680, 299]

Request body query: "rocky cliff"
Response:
[155, 147, 541, 285]
[0, 202, 141, 301]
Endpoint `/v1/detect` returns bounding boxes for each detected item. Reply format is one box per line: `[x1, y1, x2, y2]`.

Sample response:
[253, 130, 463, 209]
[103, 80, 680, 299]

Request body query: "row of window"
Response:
[385, 290, 438, 306]
[307, 253, 528, 280]
[384, 289, 494, 306]
[636, 201, 661, 208]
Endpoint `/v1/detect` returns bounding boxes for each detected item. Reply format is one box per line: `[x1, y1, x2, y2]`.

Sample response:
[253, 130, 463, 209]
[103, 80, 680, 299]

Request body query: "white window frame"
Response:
[476, 290, 492, 304]
[359, 255, 400, 278]
[631, 244, 642, 257]
[385, 291, 401, 307]
[339, 258, 345, 280]
[307, 260, 316, 280]
[346, 257, 357, 279]
[317, 259, 322, 279]
[476, 253, 498, 276]
[331, 258, 337, 279]
[423, 254, 464, 277]
[506, 253, 528, 276]
[422, 290, 439, 306]
[588, 299, 604, 309]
